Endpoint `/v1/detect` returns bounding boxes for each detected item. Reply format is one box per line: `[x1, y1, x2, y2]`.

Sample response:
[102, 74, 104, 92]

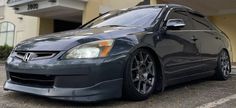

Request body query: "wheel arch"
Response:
[215, 48, 232, 80]
[220, 48, 232, 72]
[130, 46, 165, 92]
[221, 48, 232, 62]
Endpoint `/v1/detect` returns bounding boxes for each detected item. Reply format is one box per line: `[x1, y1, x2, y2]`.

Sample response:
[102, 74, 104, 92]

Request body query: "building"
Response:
[0, 0, 39, 47]
[0, 0, 236, 63]
[0, 0, 148, 46]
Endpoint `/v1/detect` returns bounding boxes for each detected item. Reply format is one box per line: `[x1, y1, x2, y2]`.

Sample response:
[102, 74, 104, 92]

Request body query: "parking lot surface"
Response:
[0, 64, 236, 108]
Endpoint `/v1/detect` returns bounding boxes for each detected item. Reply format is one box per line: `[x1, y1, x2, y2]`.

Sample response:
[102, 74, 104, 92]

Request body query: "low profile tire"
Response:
[215, 50, 231, 80]
[123, 49, 157, 101]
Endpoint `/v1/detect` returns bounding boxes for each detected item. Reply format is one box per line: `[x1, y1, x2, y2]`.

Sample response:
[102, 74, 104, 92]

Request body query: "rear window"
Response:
[190, 13, 213, 30]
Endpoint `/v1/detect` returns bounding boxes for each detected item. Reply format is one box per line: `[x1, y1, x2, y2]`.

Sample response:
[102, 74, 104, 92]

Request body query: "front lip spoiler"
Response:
[4, 78, 123, 102]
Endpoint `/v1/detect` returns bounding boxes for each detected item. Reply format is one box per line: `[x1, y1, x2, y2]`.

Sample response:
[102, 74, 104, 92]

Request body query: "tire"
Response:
[123, 49, 157, 101]
[215, 50, 231, 80]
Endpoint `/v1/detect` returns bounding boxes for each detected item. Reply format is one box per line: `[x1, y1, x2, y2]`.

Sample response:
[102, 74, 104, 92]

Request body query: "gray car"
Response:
[4, 4, 232, 102]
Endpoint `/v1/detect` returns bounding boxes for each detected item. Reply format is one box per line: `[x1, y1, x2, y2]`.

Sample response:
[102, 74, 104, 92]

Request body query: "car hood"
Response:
[15, 26, 144, 51]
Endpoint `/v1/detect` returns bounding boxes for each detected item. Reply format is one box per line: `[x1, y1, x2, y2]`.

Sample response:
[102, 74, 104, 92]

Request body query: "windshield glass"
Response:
[82, 7, 163, 29]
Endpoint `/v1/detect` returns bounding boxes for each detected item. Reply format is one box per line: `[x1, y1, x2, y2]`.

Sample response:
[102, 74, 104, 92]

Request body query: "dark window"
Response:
[167, 9, 193, 30]
[190, 13, 212, 30]
[54, 20, 81, 32]
[209, 22, 224, 33]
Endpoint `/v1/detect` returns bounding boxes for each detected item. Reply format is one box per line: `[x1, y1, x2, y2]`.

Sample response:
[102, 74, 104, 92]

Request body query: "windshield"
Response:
[82, 7, 163, 29]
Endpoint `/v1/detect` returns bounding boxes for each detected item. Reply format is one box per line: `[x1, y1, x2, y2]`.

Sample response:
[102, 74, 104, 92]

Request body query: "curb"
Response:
[232, 66, 236, 69]
[231, 66, 236, 75]
[0, 61, 5, 65]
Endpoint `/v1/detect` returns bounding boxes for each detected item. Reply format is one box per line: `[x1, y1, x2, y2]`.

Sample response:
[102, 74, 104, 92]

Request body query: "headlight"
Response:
[64, 39, 114, 59]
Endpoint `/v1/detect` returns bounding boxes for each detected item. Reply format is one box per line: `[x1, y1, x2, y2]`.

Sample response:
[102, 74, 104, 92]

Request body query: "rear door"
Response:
[159, 8, 202, 81]
[189, 12, 221, 72]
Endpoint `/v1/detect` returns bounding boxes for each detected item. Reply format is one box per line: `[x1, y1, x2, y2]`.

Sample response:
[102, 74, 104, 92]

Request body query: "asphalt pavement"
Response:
[0, 64, 236, 108]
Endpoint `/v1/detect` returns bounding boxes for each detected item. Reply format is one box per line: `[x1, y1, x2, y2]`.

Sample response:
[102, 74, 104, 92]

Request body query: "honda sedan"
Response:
[4, 4, 232, 102]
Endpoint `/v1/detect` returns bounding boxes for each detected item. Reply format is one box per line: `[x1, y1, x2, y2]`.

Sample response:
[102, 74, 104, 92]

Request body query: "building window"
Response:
[0, 22, 15, 46]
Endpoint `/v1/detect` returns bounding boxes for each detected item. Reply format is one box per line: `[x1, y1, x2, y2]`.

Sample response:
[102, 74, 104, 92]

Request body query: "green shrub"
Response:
[0, 45, 13, 60]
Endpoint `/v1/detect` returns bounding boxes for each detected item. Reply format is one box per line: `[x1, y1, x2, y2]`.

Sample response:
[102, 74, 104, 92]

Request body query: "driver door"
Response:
[158, 9, 202, 82]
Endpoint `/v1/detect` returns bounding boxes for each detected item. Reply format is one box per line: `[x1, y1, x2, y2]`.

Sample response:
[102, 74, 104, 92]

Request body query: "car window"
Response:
[190, 13, 212, 30]
[166, 9, 193, 30]
[82, 7, 163, 29]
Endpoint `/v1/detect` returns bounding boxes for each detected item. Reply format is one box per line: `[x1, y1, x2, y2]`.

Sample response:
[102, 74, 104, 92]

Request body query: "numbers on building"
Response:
[27, 3, 38, 10]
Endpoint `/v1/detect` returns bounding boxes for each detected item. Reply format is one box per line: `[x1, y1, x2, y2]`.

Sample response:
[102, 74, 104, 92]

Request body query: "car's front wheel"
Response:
[215, 50, 231, 80]
[123, 49, 157, 101]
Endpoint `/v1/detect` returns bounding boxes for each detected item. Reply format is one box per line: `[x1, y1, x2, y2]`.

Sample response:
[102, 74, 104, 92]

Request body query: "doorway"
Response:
[54, 20, 82, 32]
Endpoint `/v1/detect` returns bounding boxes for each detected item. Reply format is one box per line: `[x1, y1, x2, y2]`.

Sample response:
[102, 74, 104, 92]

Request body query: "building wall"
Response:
[0, 5, 40, 46]
[82, 0, 144, 24]
[209, 15, 236, 62]
[150, 0, 157, 4]
[39, 18, 54, 35]
[2, 0, 147, 45]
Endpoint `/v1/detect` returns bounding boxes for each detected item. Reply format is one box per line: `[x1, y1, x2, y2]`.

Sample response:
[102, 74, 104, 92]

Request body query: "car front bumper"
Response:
[4, 53, 128, 102]
[4, 78, 122, 102]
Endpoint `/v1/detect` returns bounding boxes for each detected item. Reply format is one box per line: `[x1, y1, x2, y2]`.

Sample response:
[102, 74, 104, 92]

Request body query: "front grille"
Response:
[15, 51, 58, 61]
[9, 72, 55, 88]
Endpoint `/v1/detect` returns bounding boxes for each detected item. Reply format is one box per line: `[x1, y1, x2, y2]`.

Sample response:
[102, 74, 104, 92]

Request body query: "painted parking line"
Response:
[196, 94, 236, 108]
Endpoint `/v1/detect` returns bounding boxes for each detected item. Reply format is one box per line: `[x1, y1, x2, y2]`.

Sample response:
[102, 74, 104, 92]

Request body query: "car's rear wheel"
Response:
[123, 49, 157, 101]
[215, 50, 231, 80]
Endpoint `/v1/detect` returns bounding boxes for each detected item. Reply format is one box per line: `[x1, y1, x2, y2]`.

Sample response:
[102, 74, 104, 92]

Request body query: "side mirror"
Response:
[166, 19, 186, 30]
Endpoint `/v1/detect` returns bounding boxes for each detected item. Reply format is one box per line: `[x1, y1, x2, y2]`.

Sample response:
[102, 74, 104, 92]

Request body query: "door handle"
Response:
[215, 37, 221, 40]
[191, 36, 198, 41]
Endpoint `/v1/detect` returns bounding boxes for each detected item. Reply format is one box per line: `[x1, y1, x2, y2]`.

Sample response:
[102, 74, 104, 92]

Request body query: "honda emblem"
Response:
[23, 53, 33, 62]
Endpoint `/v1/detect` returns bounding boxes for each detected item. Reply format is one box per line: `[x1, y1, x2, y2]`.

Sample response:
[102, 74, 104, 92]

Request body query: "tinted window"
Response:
[83, 7, 162, 28]
[190, 13, 212, 30]
[167, 9, 193, 30]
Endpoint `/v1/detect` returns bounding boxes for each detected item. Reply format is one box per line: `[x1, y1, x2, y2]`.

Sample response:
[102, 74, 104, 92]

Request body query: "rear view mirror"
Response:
[166, 19, 186, 30]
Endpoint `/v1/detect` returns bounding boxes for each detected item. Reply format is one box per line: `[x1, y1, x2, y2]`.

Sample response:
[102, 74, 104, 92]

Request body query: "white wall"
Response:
[0, 2, 40, 46]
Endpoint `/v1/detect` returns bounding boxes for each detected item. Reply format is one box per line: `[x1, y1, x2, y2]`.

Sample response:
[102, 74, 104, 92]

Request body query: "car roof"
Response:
[129, 4, 192, 10]
[165, 4, 192, 10]
[128, 4, 205, 17]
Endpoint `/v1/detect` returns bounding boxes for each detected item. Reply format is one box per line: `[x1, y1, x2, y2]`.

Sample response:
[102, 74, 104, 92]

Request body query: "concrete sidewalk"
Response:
[0, 61, 5, 65]
[232, 65, 236, 69]
[232, 62, 236, 69]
